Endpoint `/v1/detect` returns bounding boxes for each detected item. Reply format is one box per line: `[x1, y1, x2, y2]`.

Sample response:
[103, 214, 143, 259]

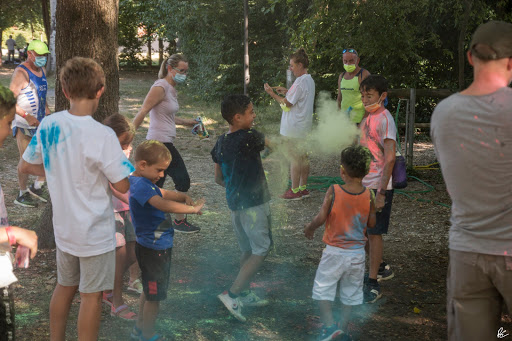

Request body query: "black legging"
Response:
[156, 142, 191, 192]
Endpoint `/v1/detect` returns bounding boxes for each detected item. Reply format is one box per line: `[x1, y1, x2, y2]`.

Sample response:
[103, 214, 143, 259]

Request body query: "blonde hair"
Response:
[134, 140, 172, 165]
[290, 48, 309, 68]
[103, 114, 135, 137]
[60, 57, 105, 99]
[158, 54, 188, 79]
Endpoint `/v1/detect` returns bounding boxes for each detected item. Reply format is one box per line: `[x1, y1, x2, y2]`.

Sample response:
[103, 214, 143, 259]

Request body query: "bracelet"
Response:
[20, 112, 27, 118]
[5, 226, 16, 246]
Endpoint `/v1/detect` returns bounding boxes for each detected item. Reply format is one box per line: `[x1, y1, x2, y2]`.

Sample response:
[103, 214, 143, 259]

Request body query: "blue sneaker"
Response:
[317, 324, 342, 341]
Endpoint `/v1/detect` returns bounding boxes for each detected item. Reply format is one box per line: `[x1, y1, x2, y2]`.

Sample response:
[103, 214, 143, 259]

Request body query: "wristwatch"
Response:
[378, 188, 387, 196]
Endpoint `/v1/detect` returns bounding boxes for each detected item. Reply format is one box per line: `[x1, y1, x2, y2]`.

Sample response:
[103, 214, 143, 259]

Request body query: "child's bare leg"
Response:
[112, 245, 126, 307]
[142, 300, 160, 339]
[290, 159, 301, 189]
[230, 254, 265, 295]
[77, 291, 102, 341]
[238, 251, 252, 292]
[369, 234, 383, 280]
[49, 284, 77, 341]
[339, 304, 352, 332]
[127, 242, 139, 283]
[299, 154, 310, 188]
[318, 300, 335, 326]
[137, 292, 145, 330]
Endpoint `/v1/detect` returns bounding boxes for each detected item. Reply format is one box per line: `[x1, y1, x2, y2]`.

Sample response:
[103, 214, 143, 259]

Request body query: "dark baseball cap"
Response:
[470, 21, 512, 60]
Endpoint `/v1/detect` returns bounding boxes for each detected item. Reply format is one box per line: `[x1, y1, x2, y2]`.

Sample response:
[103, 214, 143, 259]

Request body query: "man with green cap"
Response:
[431, 21, 512, 341]
[9, 39, 50, 208]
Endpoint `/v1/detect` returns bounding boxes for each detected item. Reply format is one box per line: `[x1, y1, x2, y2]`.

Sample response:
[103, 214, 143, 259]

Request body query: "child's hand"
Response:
[304, 224, 315, 240]
[184, 195, 194, 206]
[192, 198, 206, 215]
[11, 226, 38, 259]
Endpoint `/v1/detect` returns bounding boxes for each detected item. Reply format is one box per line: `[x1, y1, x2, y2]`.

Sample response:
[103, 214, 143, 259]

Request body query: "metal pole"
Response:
[406, 88, 416, 169]
[243, 0, 249, 95]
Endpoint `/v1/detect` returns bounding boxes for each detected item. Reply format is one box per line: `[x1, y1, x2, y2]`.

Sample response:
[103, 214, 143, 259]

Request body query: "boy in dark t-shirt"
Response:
[211, 94, 271, 322]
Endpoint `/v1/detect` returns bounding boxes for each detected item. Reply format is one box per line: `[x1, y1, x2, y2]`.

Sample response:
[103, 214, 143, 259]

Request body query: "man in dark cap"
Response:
[431, 21, 512, 341]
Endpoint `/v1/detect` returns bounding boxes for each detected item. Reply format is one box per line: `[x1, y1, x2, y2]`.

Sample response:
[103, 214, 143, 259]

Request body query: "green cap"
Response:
[470, 21, 512, 60]
[27, 40, 49, 55]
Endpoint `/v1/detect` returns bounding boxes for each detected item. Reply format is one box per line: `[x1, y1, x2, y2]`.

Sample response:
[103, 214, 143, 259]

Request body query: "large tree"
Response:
[37, 0, 120, 248]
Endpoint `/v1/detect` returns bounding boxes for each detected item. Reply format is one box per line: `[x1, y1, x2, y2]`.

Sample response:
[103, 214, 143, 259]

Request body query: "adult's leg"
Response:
[77, 291, 102, 341]
[16, 131, 31, 192]
[163, 143, 191, 221]
[290, 157, 301, 190]
[447, 250, 502, 341]
[49, 284, 78, 341]
[299, 153, 310, 188]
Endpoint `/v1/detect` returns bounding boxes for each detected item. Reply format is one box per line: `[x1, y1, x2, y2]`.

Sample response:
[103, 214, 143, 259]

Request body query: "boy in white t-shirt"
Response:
[0, 85, 38, 340]
[20, 57, 134, 340]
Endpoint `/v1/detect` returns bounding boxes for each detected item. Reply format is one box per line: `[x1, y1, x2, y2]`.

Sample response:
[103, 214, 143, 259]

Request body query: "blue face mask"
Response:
[173, 73, 187, 84]
[34, 56, 47, 68]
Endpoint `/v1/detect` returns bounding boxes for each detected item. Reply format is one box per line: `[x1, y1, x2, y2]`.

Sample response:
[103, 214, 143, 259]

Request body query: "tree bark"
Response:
[41, 0, 51, 44]
[158, 37, 163, 66]
[458, 0, 473, 90]
[146, 31, 152, 66]
[48, 0, 57, 74]
[38, 0, 120, 249]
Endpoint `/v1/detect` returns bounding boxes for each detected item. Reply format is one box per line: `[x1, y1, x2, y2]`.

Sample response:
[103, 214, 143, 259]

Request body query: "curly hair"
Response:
[340, 145, 372, 178]
[0, 85, 16, 118]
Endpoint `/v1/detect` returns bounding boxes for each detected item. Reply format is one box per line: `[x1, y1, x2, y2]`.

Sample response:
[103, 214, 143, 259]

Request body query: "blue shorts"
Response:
[368, 189, 394, 235]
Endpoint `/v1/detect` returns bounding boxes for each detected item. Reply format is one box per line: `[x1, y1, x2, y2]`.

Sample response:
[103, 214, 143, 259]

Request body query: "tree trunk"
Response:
[38, 0, 120, 249]
[243, 0, 249, 95]
[458, 0, 473, 90]
[0, 29, 3, 66]
[146, 32, 152, 66]
[48, 0, 57, 74]
[41, 0, 51, 44]
[158, 37, 163, 66]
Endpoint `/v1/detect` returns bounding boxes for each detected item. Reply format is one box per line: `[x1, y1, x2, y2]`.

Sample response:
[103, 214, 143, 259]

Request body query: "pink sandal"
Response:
[102, 292, 113, 307]
[110, 304, 137, 321]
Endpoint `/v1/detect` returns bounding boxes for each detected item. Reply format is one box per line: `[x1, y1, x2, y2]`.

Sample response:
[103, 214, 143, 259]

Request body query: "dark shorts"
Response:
[155, 142, 190, 192]
[135, 243, 172, 301]
[0, 285, 15, 341]
[368, 189, 394, 235]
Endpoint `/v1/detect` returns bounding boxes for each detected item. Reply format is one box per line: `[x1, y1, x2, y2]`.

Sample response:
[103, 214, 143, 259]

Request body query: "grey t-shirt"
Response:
[146, 79, 178, 143]
[431, 87, 512, 257]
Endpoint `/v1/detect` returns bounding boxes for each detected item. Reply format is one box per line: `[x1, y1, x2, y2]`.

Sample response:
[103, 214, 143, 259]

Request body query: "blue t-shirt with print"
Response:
[129, 176, 173, 250]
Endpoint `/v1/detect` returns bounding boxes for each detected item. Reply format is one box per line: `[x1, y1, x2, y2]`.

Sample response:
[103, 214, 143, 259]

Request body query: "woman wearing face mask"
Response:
[133, 54, 201, 233]
[9, 39, 50, 208]
[337, 48, 371, 125]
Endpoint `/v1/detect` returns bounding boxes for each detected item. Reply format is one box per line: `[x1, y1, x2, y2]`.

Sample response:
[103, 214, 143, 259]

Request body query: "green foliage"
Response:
[14, 33, 27, 48]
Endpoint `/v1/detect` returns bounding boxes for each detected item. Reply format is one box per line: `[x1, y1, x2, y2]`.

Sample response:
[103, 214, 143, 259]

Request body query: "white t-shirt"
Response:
[0, 184, 17, 288]
[23, 110, 135, 257]
[359, 108, 397, 190]
[280, 74, 315, 138]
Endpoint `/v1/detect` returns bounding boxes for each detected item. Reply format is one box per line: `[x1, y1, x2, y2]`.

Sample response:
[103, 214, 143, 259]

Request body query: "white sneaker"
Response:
[218, 291, 246, 322]
[239, 291, 269, 307]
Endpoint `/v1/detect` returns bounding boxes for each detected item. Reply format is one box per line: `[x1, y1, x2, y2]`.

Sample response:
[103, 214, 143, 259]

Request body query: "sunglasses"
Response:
[342, 48, 358, 56]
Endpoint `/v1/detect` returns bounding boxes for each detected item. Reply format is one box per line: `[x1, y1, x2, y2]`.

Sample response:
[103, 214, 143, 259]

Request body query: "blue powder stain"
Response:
[123, 159, 135, 173]
[24, 136, 39, 162]
[39, 122, 62, 169]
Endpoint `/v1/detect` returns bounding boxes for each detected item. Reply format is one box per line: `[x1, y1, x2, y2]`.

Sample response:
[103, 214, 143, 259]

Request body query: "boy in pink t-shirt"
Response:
[358, 75, 397, 304]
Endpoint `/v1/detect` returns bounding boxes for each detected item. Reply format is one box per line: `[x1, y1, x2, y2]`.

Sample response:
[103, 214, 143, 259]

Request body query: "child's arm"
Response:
[304, 186, 334, 239]
[110, 183, 129, 204]
[214, 163, 225, 187]
[148, 196, 205, 215]
[160, 188, 193, 205]
[19, 160, 45, 177]
[368, 191, 377, 229]
[1, 226, 38, 259]
[112, 178, 130, 194]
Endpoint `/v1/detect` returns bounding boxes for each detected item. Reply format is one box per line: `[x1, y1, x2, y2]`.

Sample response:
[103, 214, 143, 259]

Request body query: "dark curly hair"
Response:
[340, 145, 372, 178]
[0, 85, 16, 118]
[360, 74, 388, 96]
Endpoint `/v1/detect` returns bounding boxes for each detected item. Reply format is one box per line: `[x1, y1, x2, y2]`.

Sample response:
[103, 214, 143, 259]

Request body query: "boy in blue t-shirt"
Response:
[129, 140, 204, 341]
[211, 94, 272, 322]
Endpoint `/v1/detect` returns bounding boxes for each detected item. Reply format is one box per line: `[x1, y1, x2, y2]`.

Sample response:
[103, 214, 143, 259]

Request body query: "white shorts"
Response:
[312, 245, 365, 305]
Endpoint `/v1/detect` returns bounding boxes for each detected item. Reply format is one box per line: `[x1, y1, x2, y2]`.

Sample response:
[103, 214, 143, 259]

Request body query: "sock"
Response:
[291, 187, 300, 194]
[228, 290, 238, 299]
[34, 180, 45, 190]
[369, 278, 378, 285]
[19, 189, 28, 196]
[299, 185, 306, 191]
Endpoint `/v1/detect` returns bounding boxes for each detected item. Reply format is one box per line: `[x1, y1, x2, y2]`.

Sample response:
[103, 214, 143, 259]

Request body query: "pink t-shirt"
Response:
[146, 79, 178, 143]
[359, 109, 397, 190]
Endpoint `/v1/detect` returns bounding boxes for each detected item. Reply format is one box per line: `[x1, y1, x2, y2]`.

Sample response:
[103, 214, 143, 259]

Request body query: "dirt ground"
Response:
[1, 68, 510, 340]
